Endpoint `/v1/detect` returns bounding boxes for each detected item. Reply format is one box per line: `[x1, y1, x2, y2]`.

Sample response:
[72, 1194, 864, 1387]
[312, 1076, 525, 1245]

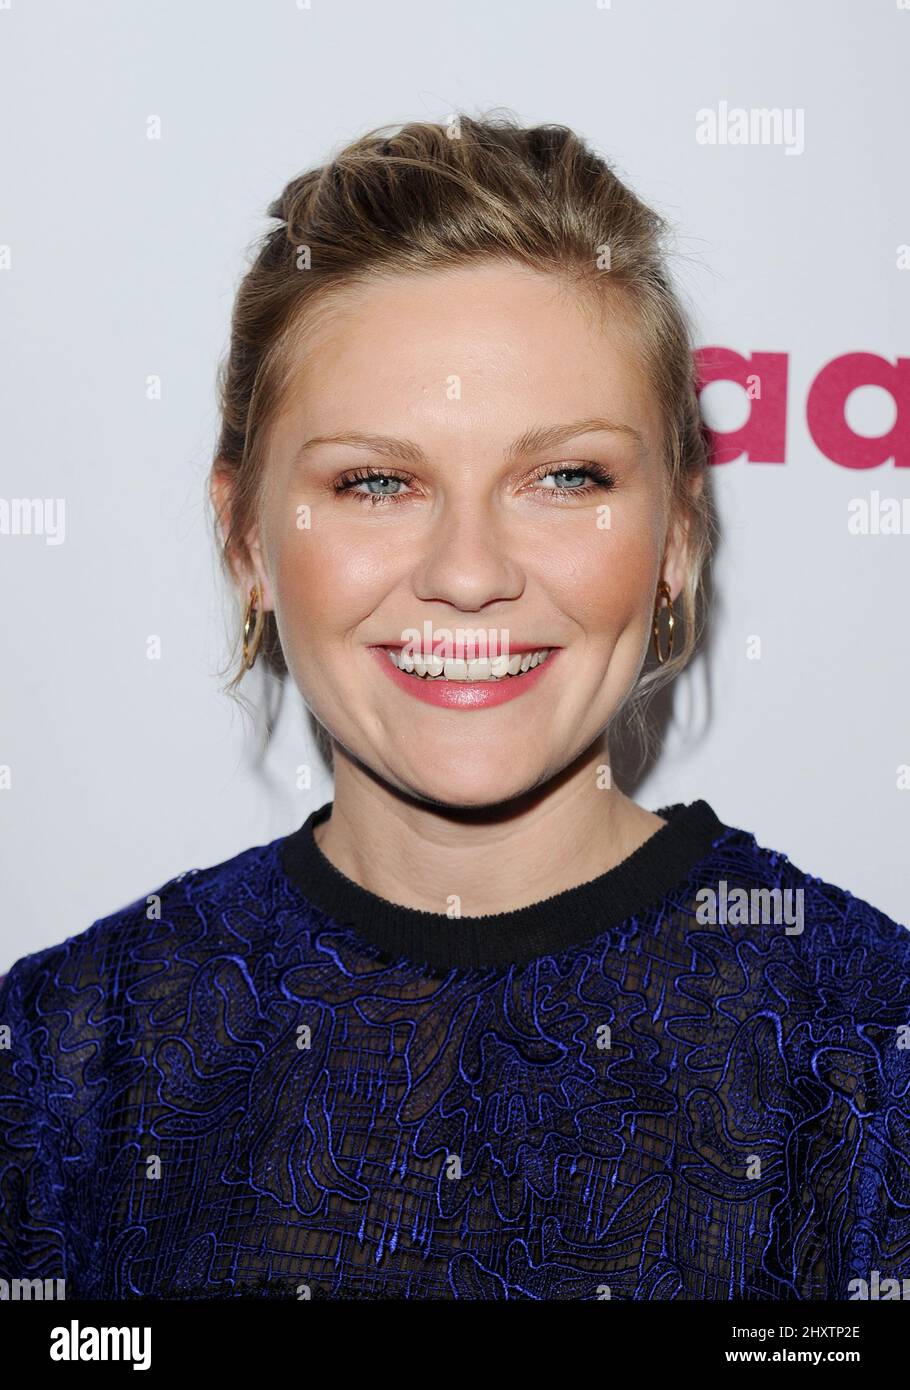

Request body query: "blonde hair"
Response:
[210, 110, 716, 769]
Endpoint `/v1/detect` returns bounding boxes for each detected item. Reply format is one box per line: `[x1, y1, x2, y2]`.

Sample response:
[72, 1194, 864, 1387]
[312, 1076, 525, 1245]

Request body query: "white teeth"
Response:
[385, 647, 554, 681]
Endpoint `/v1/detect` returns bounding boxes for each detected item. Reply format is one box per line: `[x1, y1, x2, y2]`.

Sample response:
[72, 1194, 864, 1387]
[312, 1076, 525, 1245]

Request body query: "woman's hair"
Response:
[210, 110, 716, 770]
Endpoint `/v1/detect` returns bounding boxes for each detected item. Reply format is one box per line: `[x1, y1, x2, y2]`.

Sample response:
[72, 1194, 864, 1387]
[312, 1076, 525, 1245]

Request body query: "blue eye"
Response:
[539, 469, 589, 489]
[334, 470, 411, 504]
[532, 463, 617, 497]
[360, 476, 404, 496]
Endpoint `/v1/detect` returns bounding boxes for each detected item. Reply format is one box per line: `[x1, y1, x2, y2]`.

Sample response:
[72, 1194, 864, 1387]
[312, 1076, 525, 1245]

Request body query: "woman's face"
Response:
[241, 261, 689, 808]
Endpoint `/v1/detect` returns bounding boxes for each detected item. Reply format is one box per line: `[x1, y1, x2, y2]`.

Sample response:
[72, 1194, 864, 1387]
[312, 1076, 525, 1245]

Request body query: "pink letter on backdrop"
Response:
[695, 347, 788, 464]
[807, 353, 909, 468]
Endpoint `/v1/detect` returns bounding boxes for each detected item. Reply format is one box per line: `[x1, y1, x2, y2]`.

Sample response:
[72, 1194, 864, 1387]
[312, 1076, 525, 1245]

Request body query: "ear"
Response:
[659, 470, 704, 602]
[209, 464, 276, 612]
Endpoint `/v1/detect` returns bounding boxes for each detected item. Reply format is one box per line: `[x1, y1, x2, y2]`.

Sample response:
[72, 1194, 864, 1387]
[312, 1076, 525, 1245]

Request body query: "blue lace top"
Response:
[1, 799, 908, 1300]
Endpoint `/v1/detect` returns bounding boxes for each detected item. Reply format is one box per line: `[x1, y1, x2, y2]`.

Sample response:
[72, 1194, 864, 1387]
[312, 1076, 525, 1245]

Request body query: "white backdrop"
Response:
[1, 0, 907, 972]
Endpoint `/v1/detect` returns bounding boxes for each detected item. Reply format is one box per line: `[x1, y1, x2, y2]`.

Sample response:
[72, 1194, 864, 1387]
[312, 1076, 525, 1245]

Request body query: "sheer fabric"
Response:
[1, 803, 908, 1300]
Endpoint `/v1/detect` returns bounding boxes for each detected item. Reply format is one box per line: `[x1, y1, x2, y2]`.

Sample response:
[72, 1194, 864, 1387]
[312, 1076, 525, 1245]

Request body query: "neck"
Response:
[313, 742, 666, 918]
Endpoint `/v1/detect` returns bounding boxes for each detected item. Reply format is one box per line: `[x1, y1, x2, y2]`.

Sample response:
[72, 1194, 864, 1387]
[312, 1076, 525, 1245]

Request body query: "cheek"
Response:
[540, 510, 660, 630]
[269, 524, 392, 639]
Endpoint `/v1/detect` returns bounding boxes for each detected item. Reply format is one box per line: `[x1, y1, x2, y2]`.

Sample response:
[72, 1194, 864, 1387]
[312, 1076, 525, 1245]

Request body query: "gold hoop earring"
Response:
[652, 580, 675, 665]
[242, 581, 265, 669]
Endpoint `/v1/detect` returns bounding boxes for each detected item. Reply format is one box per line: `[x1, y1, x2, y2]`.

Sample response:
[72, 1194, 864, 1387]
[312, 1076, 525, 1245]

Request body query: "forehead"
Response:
[275, 261, 660, 449]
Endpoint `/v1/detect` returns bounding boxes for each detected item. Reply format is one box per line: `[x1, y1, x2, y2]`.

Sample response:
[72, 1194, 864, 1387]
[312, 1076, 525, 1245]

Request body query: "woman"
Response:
[1, 114, 908, 1302]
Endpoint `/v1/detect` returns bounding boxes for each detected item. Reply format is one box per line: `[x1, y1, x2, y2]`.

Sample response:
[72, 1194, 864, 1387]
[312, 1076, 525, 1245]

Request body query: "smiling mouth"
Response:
[379, 647, 556, 682]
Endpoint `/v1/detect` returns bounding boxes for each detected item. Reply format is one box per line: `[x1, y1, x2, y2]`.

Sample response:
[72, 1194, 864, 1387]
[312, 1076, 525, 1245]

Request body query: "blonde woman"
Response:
[1, 115, 907, 1301]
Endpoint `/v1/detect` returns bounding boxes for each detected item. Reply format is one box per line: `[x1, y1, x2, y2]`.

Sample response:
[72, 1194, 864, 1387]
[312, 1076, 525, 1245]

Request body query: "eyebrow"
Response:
[294, 416, 644, 468]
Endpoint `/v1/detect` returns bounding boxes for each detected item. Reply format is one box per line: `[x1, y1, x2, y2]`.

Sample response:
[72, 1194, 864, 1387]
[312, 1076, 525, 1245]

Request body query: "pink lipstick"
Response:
[367, 644, 560, 709]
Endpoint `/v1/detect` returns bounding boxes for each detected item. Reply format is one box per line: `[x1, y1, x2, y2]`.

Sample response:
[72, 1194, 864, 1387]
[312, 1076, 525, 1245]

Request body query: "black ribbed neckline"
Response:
[278, 798, 728, 972]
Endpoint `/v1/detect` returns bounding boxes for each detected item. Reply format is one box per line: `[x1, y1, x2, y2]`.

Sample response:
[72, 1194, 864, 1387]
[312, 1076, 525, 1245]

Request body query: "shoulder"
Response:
[0, 831, 292, 1019]
[700, 807, 910, 999]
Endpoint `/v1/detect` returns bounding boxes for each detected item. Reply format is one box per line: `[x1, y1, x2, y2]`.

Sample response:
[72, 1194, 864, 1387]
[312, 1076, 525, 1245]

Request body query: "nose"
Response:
[409, 496, 526, 613]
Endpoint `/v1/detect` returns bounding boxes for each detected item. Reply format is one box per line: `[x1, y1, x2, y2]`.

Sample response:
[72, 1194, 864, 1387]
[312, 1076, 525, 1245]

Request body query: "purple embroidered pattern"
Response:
[1, 802, 908, 1300]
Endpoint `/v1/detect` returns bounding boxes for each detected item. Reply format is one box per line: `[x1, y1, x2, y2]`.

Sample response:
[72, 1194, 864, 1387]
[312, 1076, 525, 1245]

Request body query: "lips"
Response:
[368, 643, 560, 709]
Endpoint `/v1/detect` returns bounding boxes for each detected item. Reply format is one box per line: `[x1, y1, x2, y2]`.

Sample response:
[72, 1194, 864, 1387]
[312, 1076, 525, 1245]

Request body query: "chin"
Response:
[396, 766, 540, 815]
